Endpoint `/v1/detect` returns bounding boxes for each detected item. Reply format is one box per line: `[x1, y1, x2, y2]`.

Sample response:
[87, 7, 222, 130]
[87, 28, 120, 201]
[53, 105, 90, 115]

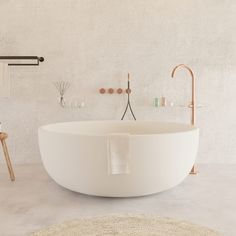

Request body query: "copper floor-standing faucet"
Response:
[171, 64, 197, 174]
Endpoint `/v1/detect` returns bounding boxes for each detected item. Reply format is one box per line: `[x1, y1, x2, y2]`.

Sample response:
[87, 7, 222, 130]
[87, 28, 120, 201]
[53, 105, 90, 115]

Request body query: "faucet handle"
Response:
[187, 103, 205, 108]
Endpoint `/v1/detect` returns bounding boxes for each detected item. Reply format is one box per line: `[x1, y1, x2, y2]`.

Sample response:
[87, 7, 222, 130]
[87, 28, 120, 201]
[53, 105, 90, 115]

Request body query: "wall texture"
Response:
[0, 0, 235, 164]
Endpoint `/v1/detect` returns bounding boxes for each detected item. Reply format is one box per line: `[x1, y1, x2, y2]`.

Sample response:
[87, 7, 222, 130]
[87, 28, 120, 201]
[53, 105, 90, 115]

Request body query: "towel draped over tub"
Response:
[107, 133, 130, 175]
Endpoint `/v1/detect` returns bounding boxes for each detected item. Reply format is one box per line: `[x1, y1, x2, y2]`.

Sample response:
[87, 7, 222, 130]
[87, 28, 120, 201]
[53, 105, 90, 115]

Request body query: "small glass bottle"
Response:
[161, 96, 167, 107]
[154, 98, 160, 107]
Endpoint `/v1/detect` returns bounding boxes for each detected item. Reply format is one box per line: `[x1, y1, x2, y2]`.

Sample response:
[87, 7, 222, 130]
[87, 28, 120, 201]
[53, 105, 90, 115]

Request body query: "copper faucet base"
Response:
[190, 165, 198, 175]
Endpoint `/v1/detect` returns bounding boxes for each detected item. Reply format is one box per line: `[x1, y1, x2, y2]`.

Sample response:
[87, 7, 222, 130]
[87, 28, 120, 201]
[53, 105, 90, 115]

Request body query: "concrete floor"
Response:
[0, 164, 235, 236]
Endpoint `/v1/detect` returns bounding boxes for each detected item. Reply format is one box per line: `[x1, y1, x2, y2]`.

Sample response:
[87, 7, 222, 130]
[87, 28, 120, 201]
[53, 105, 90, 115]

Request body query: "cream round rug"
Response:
[31, 215, 222, 236]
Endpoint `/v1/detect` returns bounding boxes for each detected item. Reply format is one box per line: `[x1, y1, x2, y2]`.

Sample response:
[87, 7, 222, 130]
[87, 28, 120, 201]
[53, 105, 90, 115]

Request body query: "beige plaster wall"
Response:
[0, 0, 235, 163]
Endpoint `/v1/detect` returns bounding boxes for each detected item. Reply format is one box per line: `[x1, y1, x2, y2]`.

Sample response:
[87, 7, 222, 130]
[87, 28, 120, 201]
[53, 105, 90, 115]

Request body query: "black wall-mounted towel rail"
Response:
[0, 56, 44, 66]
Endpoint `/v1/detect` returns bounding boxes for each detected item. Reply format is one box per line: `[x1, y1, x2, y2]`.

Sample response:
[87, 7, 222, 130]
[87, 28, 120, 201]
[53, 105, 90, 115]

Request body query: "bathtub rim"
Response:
[38, 120, 199, 137]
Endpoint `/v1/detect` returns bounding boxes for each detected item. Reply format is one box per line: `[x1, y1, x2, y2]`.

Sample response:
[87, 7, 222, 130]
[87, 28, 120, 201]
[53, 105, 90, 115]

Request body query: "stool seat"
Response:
[0, 132, 8, 140]
[0, 132, 15, 181]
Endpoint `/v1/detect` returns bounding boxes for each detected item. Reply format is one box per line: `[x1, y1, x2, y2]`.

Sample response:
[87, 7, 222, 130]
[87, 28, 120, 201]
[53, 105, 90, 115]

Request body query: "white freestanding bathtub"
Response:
[38, 121, 199, 197]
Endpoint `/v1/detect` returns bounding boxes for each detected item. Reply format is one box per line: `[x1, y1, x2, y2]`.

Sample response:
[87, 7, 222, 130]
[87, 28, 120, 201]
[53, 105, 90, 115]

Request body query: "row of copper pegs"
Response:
[99, 88, 131, 94]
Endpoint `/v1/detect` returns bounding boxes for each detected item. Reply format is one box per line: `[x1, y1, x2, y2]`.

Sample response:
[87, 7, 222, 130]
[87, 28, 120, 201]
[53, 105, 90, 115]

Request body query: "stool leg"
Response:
[1, 139, 15, 181]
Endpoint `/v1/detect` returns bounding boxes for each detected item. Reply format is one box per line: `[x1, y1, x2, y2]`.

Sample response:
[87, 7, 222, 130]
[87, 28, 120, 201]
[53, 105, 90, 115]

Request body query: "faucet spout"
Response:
[171, 64, 196, 126]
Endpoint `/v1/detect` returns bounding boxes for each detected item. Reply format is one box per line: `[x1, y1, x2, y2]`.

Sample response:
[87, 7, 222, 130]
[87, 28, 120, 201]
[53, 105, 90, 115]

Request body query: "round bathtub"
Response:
[38, 121, 199, 197]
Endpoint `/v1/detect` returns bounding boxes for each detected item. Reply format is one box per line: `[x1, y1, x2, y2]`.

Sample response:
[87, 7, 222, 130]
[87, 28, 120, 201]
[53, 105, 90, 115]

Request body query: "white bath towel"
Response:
[107, 133, 130, 175]
[0, 63, 10, 98]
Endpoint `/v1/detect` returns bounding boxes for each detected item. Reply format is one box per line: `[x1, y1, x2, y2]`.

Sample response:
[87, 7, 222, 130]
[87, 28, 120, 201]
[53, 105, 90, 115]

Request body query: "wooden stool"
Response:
[0, 132, 15, 181]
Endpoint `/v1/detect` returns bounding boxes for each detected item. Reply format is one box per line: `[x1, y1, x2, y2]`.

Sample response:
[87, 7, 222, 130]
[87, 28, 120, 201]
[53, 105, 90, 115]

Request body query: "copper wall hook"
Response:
[99, 88, 127, 94]
[99, 88, 106, 94]
[117, 88, 123, 94]
[108, 88, 114, 94]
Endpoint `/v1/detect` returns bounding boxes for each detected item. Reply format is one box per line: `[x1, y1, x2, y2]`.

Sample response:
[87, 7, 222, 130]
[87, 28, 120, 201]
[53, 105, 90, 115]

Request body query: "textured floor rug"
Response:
[31, 214, 222, 236]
